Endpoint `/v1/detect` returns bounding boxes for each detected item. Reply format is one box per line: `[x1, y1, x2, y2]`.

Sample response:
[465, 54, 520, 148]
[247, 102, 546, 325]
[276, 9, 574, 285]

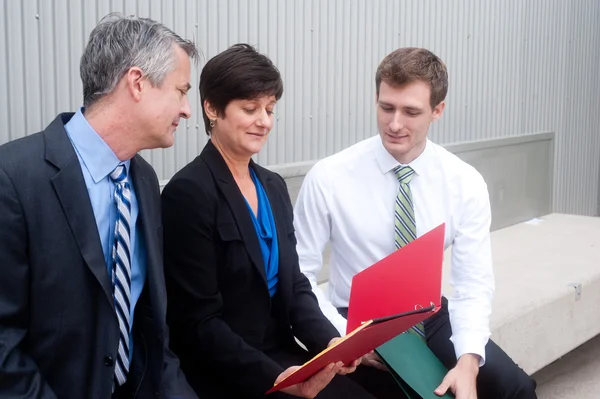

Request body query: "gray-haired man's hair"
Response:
[81, 13, 199, 108]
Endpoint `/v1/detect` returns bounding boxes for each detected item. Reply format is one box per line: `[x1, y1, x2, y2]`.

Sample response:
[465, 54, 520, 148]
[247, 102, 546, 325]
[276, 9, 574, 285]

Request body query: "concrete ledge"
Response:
[319, 213, 600, 374]
[468, 213, 600, 374]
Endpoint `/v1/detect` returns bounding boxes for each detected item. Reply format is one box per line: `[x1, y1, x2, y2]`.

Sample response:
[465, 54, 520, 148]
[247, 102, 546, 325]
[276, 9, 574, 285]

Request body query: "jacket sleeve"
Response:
[160, 326, 199, 399]
[0, 166, 58, 399]
[276, 174, 340, 354]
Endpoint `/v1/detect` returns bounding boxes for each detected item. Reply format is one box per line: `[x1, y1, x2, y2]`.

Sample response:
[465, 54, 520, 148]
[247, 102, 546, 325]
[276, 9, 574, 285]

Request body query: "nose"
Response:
[389, 111, 404, 133]
[256, 109, 273, 130]
[180, 96, 192, 119]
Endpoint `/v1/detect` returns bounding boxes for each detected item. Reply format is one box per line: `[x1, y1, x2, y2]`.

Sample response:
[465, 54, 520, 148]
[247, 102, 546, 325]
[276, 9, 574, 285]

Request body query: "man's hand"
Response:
[360, 350, 388, 371]
[277, 362, 343, 398]
[434, 353, 480, 399]
[327, 337, 361, 375]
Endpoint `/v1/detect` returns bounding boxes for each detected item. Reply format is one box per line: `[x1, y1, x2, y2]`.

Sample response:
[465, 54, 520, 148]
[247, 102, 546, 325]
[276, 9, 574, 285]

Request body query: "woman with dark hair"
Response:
[162, 44, 375, 398]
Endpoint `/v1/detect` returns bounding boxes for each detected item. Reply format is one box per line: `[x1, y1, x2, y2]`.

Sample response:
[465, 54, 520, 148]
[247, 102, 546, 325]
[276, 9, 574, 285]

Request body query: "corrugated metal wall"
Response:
[1, 0, 599, 215]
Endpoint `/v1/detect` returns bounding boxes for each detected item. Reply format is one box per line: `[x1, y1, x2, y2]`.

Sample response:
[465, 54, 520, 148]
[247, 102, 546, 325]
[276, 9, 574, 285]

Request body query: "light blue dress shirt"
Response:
[65, 108, 147, 361]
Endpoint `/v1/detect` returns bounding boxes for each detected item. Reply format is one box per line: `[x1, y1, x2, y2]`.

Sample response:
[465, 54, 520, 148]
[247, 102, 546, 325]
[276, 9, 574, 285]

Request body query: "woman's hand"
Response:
[276, 362, 343, 398]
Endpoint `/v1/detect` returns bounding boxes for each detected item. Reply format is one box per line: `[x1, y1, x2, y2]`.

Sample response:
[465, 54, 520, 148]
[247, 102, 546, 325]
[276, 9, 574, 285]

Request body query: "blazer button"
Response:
[104, 356, 114, 366]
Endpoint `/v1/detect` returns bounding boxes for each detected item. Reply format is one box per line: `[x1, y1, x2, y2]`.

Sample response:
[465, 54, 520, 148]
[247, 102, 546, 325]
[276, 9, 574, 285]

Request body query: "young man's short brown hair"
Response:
[375, 47, 448, 109]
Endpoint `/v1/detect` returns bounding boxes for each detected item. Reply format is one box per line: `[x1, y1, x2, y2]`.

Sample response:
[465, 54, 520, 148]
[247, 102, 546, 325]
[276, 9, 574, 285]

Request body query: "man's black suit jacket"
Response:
[0, 114, 196, 399]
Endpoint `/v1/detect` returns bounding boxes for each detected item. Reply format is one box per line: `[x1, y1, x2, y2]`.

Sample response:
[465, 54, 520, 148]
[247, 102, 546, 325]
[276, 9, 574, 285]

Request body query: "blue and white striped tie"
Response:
[109, 165, 132, 386]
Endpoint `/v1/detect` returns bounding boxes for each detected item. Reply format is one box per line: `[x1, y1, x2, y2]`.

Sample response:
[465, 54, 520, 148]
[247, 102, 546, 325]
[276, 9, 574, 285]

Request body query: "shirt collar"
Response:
[65, 108, 130, 183]
[373, 134, 432, 177]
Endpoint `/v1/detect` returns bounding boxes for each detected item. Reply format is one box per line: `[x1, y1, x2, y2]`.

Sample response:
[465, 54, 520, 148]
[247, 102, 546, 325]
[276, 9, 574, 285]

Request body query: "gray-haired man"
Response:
[0, 13, 199, 399]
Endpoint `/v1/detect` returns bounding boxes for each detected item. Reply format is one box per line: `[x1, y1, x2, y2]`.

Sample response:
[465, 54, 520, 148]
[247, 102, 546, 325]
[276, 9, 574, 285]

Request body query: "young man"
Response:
[0, 13, 199, 398]
[294, 47, 537, 399]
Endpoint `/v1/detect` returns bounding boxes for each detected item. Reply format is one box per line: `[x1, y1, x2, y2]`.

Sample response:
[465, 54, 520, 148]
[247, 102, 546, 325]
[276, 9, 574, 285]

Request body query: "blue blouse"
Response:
[245, 168, 279, 296]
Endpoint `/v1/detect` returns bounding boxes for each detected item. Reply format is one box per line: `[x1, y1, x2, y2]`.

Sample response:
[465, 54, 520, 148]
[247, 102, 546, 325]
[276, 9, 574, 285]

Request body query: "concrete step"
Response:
[534, 334, 600, 399]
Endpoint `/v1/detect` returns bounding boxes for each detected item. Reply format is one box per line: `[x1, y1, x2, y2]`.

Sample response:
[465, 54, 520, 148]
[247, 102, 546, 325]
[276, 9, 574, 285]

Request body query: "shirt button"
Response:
[104, 356, 114, 366]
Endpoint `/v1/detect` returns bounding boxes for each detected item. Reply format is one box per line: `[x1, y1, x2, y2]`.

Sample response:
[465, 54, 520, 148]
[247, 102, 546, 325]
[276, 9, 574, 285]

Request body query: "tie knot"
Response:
[393, 165, 415, 185]
[109, 165, 128, 184]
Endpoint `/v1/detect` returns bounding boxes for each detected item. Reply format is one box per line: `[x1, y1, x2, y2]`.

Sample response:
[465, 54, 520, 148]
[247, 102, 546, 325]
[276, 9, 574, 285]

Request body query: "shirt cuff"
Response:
[449, 332, 489, 367]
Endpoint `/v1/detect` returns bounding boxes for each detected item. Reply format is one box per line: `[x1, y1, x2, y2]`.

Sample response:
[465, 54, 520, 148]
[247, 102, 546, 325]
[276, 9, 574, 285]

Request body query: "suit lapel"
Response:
[130, 156, 166, 322]
[202, 141, 267, 285]
[46, 114, 114, 306]
[256, 166, 294, 302]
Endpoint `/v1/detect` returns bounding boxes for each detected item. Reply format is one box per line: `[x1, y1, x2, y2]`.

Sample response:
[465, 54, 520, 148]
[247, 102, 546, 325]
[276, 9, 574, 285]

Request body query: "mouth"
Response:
[247, 132, 266, 138]
[386, 132, 409, 141]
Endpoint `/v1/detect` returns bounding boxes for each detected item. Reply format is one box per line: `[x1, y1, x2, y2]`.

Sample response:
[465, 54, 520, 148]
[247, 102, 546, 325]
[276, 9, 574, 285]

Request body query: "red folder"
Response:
[346, 223, 446, 333]
[267, 223, 446, 394]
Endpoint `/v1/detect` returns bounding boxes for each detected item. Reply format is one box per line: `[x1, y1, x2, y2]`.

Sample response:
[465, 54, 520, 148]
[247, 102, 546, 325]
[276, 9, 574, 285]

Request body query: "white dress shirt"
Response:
[294, 135, 495, 364]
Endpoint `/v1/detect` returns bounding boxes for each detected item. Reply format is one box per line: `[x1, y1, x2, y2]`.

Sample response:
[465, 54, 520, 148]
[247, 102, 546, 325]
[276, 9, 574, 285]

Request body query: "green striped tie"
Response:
[393, 166, 416, 248]
[393, 166, 426, 341]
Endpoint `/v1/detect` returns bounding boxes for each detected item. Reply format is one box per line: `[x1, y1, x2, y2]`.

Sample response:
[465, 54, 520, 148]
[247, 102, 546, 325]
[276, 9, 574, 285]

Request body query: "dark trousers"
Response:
[339, 297, 537, 399]
[344, 363, 410, 399]
[424, 297, 537, 399]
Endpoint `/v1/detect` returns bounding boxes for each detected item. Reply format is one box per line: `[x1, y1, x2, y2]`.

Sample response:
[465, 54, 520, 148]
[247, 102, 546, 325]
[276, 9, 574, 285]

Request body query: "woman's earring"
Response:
[210, 119, 216, 128]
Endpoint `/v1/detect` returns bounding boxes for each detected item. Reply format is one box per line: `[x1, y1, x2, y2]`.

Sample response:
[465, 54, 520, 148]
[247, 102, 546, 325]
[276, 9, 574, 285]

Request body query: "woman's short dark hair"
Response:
[199, 43, 284, 134]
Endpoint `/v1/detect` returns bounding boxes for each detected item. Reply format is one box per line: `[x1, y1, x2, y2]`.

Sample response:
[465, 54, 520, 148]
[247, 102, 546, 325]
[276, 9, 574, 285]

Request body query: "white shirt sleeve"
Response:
[293, 164, 348, 336]
[448, 174, 495, 366]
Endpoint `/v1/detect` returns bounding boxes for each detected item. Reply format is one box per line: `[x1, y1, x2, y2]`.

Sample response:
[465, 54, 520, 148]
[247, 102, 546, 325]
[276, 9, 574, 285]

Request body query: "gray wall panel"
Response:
[446, 134, 554, 231]
[1, 0, 599, 216]
[0, 1, 8, 141]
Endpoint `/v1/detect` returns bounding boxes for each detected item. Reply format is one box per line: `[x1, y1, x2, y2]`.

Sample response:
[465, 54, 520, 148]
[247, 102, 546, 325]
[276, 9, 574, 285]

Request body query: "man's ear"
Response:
[126, 67, 145, 102]
[432, 101, 446, 121]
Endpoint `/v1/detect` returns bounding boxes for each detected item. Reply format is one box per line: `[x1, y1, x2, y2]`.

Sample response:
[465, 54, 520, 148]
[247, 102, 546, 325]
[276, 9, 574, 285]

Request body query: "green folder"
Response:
[375, 332, 454, 399]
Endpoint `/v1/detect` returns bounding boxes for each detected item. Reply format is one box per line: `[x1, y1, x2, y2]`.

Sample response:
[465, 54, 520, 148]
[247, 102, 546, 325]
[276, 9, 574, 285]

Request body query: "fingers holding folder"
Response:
[328, 337, 362, 375]
[273, 336, 363, 398]
[361, 350, 388, 372]
[275, 362, 342, 398]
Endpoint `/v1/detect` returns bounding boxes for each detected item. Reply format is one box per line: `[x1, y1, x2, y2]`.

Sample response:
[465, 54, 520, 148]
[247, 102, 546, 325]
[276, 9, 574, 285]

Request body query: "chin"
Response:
[246, 148, 263, 158]
[160, 135, 176, 149]
[244, 142, 266, 156]
[384, 143, 413, 161]
[384, 140, 409, 152]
